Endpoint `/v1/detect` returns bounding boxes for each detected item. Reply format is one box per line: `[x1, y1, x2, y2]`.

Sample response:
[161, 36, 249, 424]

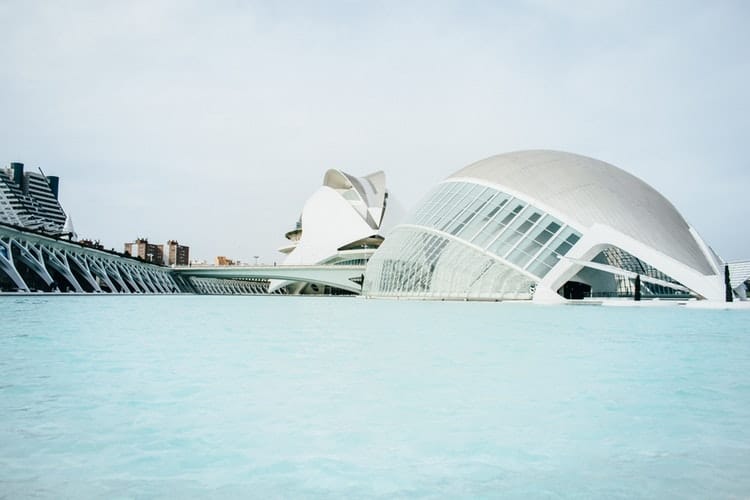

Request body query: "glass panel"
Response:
[425, 183, 472, 229]
[438, 184, 486, 232]
[472, 202, 525, 248]
[445, 188, 493, 235]
[508, 218, 563, 269]
[408, 186, 444, 225]
[527, 259, 554, 278]
[488, 210, 541, 258]
[553, 233, 580, 257]
[457, 192, 507, 240]
[419, 183, 457, 227]
[525, 226, 582, 278]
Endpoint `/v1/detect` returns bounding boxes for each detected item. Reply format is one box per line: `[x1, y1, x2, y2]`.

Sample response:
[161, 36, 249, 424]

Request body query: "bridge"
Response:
[173, 264, 366, 294]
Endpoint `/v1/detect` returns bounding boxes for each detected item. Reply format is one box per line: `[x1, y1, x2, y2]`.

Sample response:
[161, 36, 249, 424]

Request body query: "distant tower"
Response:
[124, 238, 164, 264]
[165, 240, 190, 266]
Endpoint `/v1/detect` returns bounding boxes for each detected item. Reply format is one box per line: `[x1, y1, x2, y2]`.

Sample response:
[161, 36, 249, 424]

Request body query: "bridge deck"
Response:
[173, 264, 366, 293]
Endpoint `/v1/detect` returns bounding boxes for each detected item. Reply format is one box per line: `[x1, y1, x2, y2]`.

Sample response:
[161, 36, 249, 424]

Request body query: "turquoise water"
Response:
[1, 296, 749, 498]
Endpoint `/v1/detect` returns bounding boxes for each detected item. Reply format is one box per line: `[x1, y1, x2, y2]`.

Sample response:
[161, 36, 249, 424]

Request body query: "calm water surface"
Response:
[1, 296, 749, 498]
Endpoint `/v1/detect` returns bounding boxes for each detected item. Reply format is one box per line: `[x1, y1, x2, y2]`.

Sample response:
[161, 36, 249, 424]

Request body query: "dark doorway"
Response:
[561, 281, 591, 300]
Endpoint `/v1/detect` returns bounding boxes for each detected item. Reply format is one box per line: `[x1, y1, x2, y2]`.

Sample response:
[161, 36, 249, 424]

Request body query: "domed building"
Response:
[363, 150, 726, 302]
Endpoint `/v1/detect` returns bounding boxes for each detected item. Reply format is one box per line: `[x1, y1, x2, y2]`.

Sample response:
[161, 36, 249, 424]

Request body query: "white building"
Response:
[0, 162, 67, 234]
[363, 150, 730, 302]
[270, 169, 392, 294]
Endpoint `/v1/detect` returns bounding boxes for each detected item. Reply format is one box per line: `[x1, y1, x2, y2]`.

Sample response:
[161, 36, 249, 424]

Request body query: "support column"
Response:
[107, 262, 131, 293]
[0, 238, 29, 291]
[156, 270, 177, 293]
[165, 274, 180, 293]
[42, 247, 84, 292]
[128, 266, 151, 293]
[138, 268, 160, 293]
[143, 270, 166, 293]
[12, 240, 55, 289]
[86, 256, 118, 293]
[151, 271, 173, 293]
[67, 253, 102, 292]
[119, 265, 144, 293]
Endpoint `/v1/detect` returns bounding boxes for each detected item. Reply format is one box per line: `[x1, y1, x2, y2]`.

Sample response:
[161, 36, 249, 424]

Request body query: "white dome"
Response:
[364, 149, 725, 302]
[449, 150, 713, 275]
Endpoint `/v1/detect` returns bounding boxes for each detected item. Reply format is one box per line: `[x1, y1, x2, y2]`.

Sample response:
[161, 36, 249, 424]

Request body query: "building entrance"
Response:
[561, 281, 591, 300]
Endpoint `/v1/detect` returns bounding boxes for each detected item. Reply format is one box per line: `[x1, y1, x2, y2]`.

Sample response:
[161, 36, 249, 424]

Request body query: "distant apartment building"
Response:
[165, 240, 189, 266]
[0, 162, 67, 233]
[124, 238, 190, 265]
[124, 238, 164, 264]
[215, 256, 235, 266]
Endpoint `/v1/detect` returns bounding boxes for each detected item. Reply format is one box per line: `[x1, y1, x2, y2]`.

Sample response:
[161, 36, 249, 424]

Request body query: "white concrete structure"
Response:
[270, 169, 391, 293]
[363, 150, 727, 302]
[0, 223, 181, 293]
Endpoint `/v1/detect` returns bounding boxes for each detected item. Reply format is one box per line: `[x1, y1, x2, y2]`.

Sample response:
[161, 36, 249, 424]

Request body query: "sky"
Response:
[0, 0, 748, 262]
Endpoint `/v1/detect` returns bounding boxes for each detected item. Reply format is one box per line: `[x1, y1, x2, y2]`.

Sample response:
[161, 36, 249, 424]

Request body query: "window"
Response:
[472, 203, 525, 248]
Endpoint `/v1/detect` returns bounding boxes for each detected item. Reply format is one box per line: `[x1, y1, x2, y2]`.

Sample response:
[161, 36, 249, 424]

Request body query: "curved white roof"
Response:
[323, 169, 387, 229]
[449, 150, 714, 275]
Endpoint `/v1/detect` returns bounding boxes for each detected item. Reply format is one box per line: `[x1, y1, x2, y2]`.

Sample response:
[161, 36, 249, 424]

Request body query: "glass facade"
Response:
[363, 181, 582, 299]
[592, 247, 692, 298]
[362, 226, 536, 299]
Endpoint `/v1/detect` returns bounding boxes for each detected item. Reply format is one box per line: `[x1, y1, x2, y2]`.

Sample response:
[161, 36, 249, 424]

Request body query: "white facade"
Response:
[0, 163, 67, 233]
[270, 169, 391, 293]
[363, 150, 727, 302]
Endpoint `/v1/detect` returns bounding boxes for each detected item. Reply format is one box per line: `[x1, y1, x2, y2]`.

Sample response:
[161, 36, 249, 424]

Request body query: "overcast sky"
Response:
[1, 0, 748, 262]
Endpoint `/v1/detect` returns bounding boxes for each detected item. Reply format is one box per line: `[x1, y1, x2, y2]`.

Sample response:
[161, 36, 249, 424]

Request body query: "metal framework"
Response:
[0, 224, 181, 293]
[188, 277, 288, 295]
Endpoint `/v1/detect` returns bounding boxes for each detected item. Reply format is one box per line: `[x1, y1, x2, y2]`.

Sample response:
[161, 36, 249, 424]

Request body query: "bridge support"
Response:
[0, 238, 29, 291]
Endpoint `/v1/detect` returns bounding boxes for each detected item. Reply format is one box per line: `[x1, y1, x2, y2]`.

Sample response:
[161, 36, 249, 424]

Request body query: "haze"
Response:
[1, 1, 747, 262]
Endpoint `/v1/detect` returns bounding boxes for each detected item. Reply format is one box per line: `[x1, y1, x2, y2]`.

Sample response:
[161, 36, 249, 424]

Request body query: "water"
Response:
[1, 296, 749, 498]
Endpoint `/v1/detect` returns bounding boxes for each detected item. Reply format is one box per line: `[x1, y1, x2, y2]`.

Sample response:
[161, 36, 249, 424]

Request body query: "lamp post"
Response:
[254, 255, 259, 266]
